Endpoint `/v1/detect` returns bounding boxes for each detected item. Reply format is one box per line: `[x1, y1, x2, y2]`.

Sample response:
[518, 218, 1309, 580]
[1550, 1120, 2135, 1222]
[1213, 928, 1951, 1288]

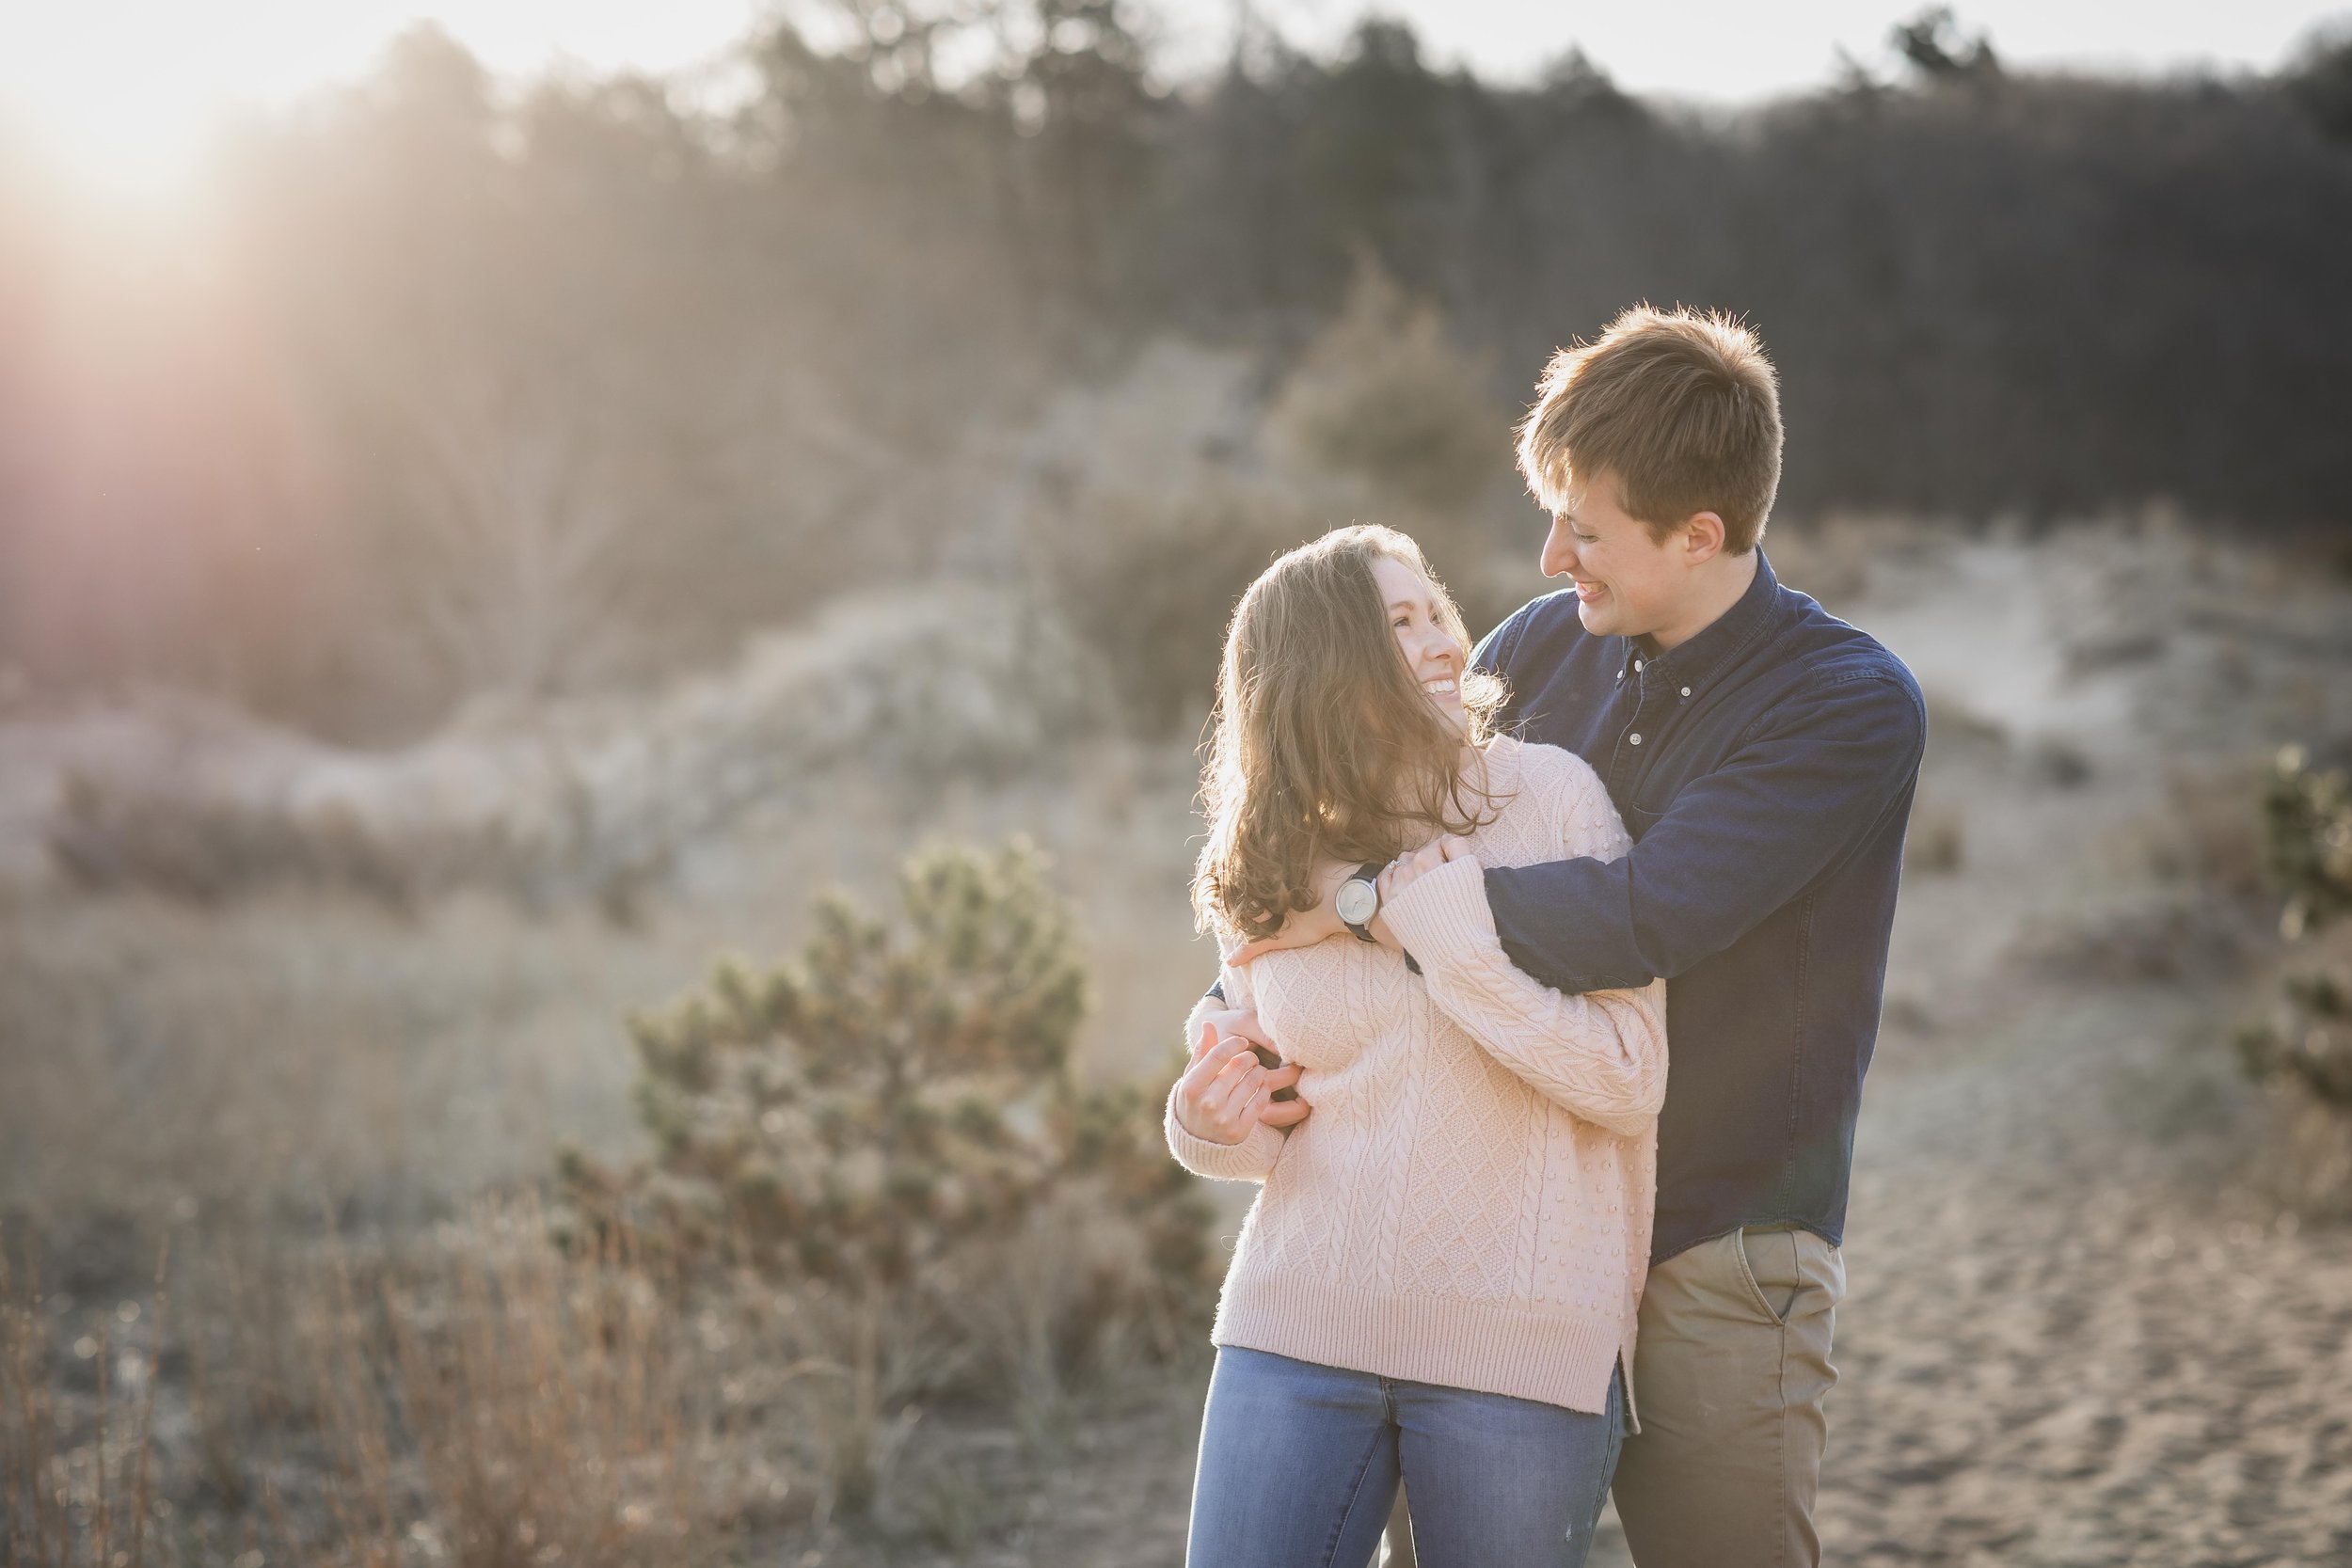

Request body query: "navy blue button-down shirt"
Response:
[1476, 551, 1925, 1266]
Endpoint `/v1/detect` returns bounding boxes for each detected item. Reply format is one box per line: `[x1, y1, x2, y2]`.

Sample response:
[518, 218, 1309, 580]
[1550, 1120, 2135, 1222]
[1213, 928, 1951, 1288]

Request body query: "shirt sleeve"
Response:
[1482, 671, 1926, 991]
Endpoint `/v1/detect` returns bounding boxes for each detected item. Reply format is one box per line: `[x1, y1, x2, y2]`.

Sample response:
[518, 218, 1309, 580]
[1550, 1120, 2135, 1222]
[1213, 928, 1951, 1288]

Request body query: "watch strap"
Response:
[1342, 860, 1387, 943]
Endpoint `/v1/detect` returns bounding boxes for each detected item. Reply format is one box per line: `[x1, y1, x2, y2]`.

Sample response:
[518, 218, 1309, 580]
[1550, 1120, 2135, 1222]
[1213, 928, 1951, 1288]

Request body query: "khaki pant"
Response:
[1376, 1227, 1840, 1568]
[1609, 1225, 1846, 1568]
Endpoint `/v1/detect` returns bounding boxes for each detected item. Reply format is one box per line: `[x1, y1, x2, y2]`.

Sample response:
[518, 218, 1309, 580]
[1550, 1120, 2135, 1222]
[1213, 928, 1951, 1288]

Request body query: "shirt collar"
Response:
[1619, 548, 1783, 692]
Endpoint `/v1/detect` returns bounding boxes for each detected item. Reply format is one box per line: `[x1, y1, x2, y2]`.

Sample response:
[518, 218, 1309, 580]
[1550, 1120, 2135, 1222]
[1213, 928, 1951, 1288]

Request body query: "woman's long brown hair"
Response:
[1192, 525, 1509, 942]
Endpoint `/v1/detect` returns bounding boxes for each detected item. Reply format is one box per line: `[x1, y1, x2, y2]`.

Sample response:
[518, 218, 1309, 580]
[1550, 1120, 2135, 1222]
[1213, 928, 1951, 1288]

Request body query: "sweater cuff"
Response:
[1164, 1088, 1284, 1180]
[1380, 855, 1498, 972]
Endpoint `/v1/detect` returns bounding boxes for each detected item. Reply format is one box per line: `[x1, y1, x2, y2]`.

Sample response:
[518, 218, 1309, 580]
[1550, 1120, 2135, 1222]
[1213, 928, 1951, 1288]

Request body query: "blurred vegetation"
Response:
[3, 6, 2349, 740]
[2261, 745, 2352, 942]
[560, 839, 1212, 1513]
[2238, 748, 2352, 1095]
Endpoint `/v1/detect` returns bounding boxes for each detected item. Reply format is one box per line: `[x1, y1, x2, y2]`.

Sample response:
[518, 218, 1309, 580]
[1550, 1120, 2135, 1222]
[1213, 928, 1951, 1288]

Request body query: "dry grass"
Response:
[0, 886, 655, 1221]
[4, 1207, 757, 1568]
[4, 1190, 1216, 1567]
[297, 1205, 723, 1568]
[1, 1233, 170, 1568]
[0, 736, 1226, 1564]
[0, 737, 1216, 1224]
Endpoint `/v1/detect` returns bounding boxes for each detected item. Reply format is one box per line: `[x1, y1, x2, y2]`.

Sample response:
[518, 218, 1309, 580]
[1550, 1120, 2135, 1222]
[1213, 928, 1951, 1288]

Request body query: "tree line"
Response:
[1, 5, 2346, 737]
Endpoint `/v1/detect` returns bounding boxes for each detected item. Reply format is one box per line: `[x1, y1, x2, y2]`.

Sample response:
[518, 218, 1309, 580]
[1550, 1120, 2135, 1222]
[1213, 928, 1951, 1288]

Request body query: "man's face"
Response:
[1538, 471, 1690, 642]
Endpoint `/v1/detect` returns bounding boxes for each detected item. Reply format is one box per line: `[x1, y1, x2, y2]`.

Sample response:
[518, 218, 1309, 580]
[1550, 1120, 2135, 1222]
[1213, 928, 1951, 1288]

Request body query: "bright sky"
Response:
[4, 2, 2345, 201]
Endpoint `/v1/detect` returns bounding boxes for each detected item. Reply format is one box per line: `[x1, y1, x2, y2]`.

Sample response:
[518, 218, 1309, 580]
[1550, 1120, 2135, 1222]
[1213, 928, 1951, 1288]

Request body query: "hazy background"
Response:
[4, 5, 2352, 1565]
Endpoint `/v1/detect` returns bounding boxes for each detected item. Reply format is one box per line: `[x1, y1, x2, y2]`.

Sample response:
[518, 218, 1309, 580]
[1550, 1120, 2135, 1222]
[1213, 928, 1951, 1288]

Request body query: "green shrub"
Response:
[2262, 745, 2352, 940]
[560, 839, 1212, 1513]
[2237, 746, 2352, 1213]
[2235, 968, 2352, 1108]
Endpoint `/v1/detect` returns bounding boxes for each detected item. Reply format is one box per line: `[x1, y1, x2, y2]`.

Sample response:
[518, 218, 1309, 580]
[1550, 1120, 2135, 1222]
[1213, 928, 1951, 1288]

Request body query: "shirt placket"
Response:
[1607, 649, 1671, 799]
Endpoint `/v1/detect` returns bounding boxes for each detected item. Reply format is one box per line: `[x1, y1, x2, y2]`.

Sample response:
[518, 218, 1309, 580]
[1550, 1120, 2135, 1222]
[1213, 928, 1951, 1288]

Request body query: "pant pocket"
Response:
[1733, 1226, 1802, 1326]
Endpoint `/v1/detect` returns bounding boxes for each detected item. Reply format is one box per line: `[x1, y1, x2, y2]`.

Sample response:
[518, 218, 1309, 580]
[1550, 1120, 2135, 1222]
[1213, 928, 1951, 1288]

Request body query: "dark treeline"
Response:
[3, 5, 2348, 737]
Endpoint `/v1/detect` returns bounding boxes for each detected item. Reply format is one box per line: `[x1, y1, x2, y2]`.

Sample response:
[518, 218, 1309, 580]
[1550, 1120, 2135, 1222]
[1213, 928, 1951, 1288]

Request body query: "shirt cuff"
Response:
[1164, 1089, 1285, 1180]
[1379, 855, 1497, 971]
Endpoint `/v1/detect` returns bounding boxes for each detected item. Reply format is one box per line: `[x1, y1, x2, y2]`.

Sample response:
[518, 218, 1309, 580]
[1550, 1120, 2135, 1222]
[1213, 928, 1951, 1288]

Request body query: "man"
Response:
[1197, 305, 1926, 1565]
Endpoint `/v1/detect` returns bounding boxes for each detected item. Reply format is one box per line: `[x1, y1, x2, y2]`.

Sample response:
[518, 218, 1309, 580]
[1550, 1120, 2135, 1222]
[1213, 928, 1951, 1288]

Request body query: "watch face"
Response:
[1335, 878, 1378, 926]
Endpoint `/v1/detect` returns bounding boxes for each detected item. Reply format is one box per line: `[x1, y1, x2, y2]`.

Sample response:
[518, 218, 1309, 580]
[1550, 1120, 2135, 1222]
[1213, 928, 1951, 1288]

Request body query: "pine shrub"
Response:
[2236, 747, 2352, 1212]
[559, 839, 1213, 1512]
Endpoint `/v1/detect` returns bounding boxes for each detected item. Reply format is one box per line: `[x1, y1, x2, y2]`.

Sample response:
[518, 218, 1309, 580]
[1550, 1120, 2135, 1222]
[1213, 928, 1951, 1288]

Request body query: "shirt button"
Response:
[1633, 659, 1644, 672]
[1629, 733, 1643, 746]
[1680, 686, 1692, 698]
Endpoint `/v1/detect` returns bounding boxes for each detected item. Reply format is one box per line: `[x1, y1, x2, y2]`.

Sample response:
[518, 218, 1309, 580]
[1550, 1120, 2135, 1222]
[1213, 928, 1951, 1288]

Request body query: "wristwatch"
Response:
[1335, 861, 1387, 943]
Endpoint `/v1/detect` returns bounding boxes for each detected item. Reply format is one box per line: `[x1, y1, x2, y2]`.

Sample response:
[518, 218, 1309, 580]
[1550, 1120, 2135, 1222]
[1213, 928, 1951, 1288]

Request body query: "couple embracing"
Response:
[1166, 307, 1927, 1568]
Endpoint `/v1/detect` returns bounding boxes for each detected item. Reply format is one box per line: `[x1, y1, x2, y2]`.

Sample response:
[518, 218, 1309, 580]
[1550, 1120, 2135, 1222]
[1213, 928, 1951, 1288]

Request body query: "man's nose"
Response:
[1542, 526, 1578, 578]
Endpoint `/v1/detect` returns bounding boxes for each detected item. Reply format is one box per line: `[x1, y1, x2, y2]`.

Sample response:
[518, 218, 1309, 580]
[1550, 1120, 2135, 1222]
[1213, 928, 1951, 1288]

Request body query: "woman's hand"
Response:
[1173, 1016, 1310, 1145]
[1378, 835, 1472, 905]
[1224, 860, 1356, 964]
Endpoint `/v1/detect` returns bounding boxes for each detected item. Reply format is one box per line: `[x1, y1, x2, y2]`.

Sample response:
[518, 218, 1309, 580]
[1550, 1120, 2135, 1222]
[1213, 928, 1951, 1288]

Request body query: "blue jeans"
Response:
[1185, 1346, 1627, 1568]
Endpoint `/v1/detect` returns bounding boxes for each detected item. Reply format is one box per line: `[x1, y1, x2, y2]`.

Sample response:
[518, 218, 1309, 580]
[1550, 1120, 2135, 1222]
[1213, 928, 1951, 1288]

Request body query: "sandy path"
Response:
[1798, 983, 2352, 1566]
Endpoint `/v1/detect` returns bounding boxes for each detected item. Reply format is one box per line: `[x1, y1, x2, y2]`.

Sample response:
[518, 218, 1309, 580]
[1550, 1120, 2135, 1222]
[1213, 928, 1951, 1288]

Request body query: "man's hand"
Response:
[1173, 1011, 1311, 1144]
[1378, 835, 1472, 904]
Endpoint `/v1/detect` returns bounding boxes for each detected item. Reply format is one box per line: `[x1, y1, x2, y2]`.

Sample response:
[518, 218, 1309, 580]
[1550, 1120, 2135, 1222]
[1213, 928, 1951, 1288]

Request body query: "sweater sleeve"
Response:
[1162, 960, 1289, 1183]
[1379, 758, 1667, 1137]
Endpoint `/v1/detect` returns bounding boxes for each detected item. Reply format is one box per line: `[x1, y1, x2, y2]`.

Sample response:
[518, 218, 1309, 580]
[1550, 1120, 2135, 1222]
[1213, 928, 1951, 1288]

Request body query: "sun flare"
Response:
[0, 11, 259, 211]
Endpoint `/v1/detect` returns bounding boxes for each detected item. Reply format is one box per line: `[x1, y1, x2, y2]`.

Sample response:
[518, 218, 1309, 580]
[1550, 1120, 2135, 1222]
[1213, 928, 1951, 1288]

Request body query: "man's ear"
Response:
[1680, 511, 1728, 565]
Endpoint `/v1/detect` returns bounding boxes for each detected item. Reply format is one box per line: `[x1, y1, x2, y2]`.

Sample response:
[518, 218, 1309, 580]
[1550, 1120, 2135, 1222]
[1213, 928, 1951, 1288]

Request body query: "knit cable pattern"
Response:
[1163, 736, 1667, 1416]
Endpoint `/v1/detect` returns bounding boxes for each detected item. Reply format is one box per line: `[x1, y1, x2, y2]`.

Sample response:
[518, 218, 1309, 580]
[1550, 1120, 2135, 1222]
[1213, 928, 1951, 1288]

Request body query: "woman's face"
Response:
[1371, 555, 1467, 736]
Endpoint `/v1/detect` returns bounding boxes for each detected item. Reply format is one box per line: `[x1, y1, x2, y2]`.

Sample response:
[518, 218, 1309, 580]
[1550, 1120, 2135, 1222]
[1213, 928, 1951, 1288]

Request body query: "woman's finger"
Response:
[1179, 1040, 1241, 1095]
[1178, 1044, 1256, 1140]
[1208, 1062, 1267, 1124]
[1179, 1034, 1258, 1104]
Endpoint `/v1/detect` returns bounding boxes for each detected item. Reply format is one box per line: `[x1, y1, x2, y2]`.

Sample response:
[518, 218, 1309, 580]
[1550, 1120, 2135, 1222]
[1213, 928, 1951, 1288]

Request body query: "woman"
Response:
[1168, 524, 1667, 1568]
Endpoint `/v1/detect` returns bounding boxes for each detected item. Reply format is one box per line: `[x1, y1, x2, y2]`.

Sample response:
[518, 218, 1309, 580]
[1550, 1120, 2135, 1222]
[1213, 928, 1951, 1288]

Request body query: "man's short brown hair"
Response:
[1516, 306, 1783, 553]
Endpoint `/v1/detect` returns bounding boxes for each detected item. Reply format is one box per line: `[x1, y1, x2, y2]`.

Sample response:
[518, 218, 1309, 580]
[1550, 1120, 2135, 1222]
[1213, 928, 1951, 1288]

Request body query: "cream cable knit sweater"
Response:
[1166, 735, 1667, 1417]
